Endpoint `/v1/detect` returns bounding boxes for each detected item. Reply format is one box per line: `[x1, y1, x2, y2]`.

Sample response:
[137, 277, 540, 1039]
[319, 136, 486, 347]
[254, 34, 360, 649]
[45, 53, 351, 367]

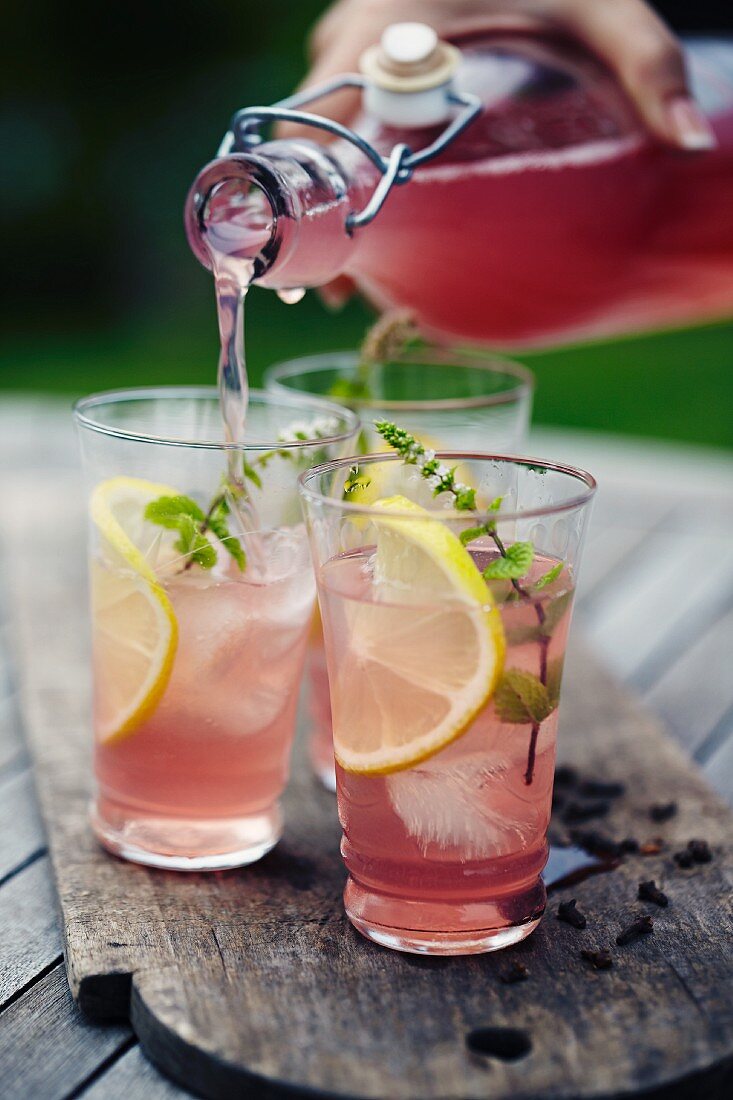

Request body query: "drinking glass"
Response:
[300, 451, 595, 954]
[267, 348, 534, 787]
[74, 387, 359, 871]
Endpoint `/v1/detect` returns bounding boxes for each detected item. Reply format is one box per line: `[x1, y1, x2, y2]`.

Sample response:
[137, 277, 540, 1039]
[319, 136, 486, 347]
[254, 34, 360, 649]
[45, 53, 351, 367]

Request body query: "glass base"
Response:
[91, 798, 282, 871]
[344, 875, 545, 956]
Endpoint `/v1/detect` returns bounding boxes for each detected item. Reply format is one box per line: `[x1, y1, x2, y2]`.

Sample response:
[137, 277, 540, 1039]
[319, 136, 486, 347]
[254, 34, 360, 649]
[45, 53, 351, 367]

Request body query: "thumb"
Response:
[565, 0, 716, 150]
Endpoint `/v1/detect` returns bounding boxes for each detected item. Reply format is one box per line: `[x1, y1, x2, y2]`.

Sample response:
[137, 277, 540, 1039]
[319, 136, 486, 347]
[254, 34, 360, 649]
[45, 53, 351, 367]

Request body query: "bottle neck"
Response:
[185, 140, 369, 289]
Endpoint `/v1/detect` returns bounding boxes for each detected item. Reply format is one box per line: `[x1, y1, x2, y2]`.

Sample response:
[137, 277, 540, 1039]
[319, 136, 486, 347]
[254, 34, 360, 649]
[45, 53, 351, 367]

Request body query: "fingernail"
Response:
[667, 96, 717, 150]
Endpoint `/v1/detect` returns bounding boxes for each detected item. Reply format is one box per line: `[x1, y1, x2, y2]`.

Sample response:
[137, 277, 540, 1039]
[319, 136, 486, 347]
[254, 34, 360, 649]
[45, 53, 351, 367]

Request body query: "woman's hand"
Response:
[293, 0, 714, 150]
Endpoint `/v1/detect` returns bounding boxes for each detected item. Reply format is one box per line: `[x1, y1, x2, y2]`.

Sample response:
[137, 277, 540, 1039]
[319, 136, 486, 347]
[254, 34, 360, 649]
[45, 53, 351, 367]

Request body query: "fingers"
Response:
[562, 0, 716, 149]
[277, 0, 385, 141]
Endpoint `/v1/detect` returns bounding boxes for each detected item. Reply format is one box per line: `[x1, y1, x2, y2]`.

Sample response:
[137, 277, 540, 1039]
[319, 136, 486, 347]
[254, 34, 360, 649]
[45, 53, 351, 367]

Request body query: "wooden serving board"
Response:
[9, 483, 733, 1099]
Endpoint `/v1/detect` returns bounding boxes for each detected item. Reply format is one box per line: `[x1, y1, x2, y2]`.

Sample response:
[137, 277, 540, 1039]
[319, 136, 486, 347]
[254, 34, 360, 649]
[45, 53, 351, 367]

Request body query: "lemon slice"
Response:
[332, 495, 505, 775]
[90, 477, 180, 743]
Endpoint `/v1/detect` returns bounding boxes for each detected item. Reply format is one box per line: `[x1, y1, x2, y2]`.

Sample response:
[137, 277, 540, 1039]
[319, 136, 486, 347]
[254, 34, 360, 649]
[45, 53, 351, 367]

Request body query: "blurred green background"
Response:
[1, 0, 731, 449]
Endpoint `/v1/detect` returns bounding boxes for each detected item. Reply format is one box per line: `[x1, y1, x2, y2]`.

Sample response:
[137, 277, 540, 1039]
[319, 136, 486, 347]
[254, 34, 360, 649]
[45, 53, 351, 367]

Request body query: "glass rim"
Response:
[73, 385, 361, 452]
[265, 348, 534, 411]
[299, 450, 597, 523]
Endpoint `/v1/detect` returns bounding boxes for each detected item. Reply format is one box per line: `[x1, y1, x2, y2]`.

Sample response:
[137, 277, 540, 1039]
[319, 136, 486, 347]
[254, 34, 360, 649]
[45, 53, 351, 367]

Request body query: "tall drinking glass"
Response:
[267, 349, 534, 787]
[300, 452, 595, 954]
[74, 387, 359, 871]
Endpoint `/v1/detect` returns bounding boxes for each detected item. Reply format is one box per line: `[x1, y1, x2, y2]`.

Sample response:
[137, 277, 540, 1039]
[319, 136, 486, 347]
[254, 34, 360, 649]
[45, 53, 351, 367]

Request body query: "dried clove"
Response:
[638, 880, 669, 907]
[563, 800, 611, 824]
[554, 766, 578, 788]
[673, 849, 694, 868]
[649, 801, 677, 822]
[639, 838, 664, 856]
[687, 839, 712, 864]
[616, 915, 654, 945]
[581, 948, 613, 971]
[571, 830, 624, 859]
[578, 779, 625, 799]
[620, 837, 640, 854]
[499, 961, 529, 984]
[557, 898, 588, 929]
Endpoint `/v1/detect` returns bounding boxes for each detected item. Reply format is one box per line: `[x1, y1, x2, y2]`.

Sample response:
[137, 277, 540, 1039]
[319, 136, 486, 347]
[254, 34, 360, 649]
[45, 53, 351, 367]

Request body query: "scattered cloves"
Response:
[557, 898, 587, 929]
[616, 915, 654, 946]
[563, 800, 611, 824]
[674, 849, 694, 869]
[578, 779, 625, 799]
[570, 830, 624, 860]
[638, 880, 668, 907]
[499, 961, 529, 984]
[581, 948, 613, 970]
[687, 839, 712, 864]
[649, 801, 677, 822]
[554, 766, 578, 787]
[620, 837, 640, 854]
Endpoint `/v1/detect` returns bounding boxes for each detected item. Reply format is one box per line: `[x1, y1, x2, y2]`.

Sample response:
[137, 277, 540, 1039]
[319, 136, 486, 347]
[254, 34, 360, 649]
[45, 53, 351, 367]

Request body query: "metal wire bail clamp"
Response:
[217, 75, 482, 233]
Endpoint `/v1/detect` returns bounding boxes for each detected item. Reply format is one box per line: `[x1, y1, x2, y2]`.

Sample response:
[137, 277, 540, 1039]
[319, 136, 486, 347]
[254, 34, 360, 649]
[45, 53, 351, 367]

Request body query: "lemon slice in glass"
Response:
[90, 477, 180, 743]
[333, 495, 505, 775]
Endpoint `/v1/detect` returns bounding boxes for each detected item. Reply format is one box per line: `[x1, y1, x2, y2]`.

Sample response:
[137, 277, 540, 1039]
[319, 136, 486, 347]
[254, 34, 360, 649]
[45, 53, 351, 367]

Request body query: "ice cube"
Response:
[386, 752, 533, 859]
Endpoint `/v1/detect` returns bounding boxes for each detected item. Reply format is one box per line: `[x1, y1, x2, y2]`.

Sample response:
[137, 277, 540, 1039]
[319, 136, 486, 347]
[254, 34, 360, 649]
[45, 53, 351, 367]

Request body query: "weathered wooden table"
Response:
[1, 399, 732, 1098]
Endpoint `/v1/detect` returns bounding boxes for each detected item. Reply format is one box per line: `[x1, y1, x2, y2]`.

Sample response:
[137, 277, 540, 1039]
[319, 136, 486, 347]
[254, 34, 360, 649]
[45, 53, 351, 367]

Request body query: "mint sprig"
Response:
[375, 418, 570, 785]
[145, 490, 245, 572]
[374, 420, 477, 511]
[144, 496, 218, 570]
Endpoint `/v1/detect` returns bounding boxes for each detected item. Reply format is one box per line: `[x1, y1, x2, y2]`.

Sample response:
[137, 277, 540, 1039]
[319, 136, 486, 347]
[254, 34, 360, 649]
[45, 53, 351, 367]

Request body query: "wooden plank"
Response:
[644, 606, 733, 755]
[80, 1044, 187, 1100]
[582, 528, 733, 684]
[577, 523, 657, 606]
[0, 768, 45, 882]
[0, 963, 132, 1100]
[0, 693, 26, 779]
[8, 499, 733, 1100]
[0, 857, 62, 1007]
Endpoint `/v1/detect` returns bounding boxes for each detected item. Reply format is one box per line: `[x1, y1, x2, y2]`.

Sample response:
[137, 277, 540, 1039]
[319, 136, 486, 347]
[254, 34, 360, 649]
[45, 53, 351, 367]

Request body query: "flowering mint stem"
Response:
[375, 419, 551, 785]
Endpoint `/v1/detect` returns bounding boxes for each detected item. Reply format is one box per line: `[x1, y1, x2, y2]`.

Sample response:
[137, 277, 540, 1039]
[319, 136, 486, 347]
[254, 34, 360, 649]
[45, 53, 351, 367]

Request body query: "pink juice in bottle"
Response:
[318, 544, 573, 954]
[186, 32, 733, 348]
[350, 36, 733, 347]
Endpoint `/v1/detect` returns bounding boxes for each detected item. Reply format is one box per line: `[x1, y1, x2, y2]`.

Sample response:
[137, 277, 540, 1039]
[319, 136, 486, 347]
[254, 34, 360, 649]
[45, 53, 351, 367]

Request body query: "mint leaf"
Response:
[145, 494, 218, 570]
[343, 464, 371, 497]
[207, 496, 246, 571]
[145, 495, 206, 527]
[171, 512, 217, 569]
[495, 669, 555, 724]
[534, 562, 563, 590]
[243, 459, 262, 490]
[540, 590, 573, 637]
[483, 541, 534, 581]
[488, 495, 503, 512]
[187, 531, 217, 569]
[460, 523, 492, 546]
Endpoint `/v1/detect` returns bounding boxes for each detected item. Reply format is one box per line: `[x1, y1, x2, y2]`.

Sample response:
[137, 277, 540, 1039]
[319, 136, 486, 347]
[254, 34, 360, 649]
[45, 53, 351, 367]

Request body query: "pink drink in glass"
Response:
[93, 540, 314, 869]
[319, 547, 572, 953]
